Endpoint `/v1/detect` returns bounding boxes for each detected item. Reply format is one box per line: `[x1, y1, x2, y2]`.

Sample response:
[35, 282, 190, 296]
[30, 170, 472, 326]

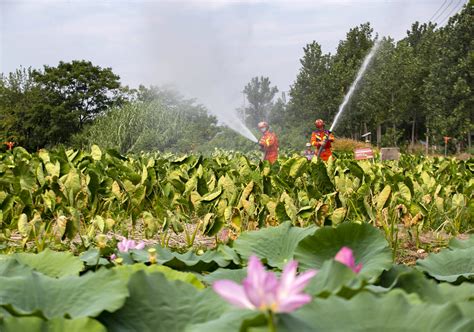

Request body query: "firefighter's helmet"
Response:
[315, 119, 325, 129]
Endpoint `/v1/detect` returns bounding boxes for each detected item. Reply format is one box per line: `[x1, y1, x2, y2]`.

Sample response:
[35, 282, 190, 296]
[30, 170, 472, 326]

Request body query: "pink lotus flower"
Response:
[213, 255, 317, 313]
[334, 246, 362, 273]
[117, 238, 145, 252]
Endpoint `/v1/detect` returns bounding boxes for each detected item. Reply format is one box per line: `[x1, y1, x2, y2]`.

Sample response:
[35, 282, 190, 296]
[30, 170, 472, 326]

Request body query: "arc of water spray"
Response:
[219, 112, 258, 143]
[317, 40, 381, 158]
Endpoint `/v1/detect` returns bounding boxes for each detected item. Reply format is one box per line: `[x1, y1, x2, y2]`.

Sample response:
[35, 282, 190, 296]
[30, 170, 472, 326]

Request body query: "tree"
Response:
[403, 22, 438, 147]
[287, 23, 374, 141]
[329, 22, 374, 137]
[269, 91, 288, 126]
[0, 67, 48, 150]
[289, 41, 332, 124]
[354, 38, 418, 146]
[242, 76, 279, 127]
[421, 5, 473, 151]
[32, 60, 125, 130]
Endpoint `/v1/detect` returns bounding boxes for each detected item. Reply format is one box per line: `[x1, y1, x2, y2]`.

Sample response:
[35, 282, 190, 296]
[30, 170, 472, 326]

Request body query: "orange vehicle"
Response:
[311, 119, 335, 161]
[257, 121, 279, 164]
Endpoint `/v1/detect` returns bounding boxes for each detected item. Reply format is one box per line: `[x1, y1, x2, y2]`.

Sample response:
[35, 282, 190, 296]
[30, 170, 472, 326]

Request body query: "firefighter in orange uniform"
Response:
[311, 119, 335, 161]
[257, 121, 278, 164]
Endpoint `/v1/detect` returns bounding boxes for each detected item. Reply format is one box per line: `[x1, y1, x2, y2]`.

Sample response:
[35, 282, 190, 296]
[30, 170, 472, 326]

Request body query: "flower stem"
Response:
[267, 310, 276, 332]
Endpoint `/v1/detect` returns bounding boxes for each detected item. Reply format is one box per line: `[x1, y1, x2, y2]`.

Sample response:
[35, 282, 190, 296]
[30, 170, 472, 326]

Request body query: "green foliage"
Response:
[233, 221, 316, 269]
[0, 148, 471, 254]
[32, 60, 125, 128]
[242, 76, 279, 127]
[0, 269, 128, 319]
[98, 271, 229, 332]
[294, 223, 393, 278]
[113, 264, 205, 289]
[0, 317, 106, 332]
[13, 249, 84, 277]
[278, 291, 474, 332]
[74, 90, 219, 154]
[417, 246, 474, 282]
[0, 219, 473, 330]
[152, 245, 240, 272]
[0, 67, 47, 150]
[286, 6, 472, 151]
[0, 61, 126, 150]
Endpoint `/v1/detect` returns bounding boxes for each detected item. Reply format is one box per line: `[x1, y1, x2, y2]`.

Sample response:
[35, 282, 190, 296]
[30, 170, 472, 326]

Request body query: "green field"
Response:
[0, 147, 473, 331]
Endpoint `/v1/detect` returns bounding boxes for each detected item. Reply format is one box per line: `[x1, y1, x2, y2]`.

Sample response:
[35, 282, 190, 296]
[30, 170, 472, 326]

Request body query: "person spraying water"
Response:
[312, 119, 335, 161]
[257, 121, 279, 164]
[316, 40, 381, 160]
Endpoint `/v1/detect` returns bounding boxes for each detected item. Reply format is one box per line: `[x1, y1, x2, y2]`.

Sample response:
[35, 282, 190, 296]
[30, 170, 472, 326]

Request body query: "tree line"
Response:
[242, 5, 472, 153]
[1, 4, 472, 154]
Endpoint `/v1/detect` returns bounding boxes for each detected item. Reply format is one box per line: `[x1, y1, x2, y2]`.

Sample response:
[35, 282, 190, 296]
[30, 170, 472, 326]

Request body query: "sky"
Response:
[0, 0, 466, 123]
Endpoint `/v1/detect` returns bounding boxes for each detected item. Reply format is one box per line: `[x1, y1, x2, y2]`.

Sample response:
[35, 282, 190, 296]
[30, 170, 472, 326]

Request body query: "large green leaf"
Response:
[374, 265, 445, 302]
[294, 223, 392, 278]
[14, 249, 84, 277]
[114, 264, 204, 289]
[99, 271, 229, 332]
[233, 222, 316, 269]
[0, 317, 106, 332]
[0, 269, 128, 319]
[0, 256, 32, 277]
[438, 282, 474, 303]
[305, 260, 365, 299]
[416, 247, 474, 282]
[201, 268, 248, 285]
[449, 236, 474, 250]
[187, 310, 262, 332]
[278, 291, 474, 332]
[79, 248, 110, 267]
[136, 245, 240, 272]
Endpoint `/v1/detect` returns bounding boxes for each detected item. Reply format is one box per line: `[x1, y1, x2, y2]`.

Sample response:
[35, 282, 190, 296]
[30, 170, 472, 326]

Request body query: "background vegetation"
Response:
[0, 5, 472, 155]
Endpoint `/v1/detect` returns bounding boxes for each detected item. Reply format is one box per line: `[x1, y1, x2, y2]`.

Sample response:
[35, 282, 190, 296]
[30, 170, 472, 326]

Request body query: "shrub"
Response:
[332, 138, 373, 153]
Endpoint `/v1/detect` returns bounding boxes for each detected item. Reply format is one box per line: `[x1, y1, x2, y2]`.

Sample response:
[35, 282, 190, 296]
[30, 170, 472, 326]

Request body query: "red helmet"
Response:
[257, 121, 269, 129]
[315, 119, 324, 129]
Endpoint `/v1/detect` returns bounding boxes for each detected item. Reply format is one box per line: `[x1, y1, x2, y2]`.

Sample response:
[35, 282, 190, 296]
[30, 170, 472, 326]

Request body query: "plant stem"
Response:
[267, 310, 276, 332]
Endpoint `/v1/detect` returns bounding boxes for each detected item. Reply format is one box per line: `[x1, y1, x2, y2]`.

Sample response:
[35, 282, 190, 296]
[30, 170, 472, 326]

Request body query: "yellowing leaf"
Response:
[112, 181, 121, 199]
[289, 157, 307, 178]
[331, 207, 347, 225]
[376, 185, 391, 210]
[17, 213, 30, 238]
[398, 182, 412, 202]
[91, 145, 102, 161]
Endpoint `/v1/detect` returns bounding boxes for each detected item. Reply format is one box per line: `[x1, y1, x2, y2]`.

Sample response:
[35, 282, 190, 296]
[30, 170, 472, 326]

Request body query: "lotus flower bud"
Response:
[106, 218, 116, 230]
[148, 248, 157, 264]
[96, 234, 108, 248]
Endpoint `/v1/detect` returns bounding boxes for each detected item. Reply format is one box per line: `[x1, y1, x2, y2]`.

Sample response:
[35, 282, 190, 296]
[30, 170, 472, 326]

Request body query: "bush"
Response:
[72, 98, 218, 154]
[332, 138, 373, 153]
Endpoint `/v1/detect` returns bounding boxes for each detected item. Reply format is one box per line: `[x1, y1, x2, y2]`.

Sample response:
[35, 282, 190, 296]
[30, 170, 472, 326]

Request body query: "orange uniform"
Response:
[311, 130, 335, 161]
[259, 131, 278, 163]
